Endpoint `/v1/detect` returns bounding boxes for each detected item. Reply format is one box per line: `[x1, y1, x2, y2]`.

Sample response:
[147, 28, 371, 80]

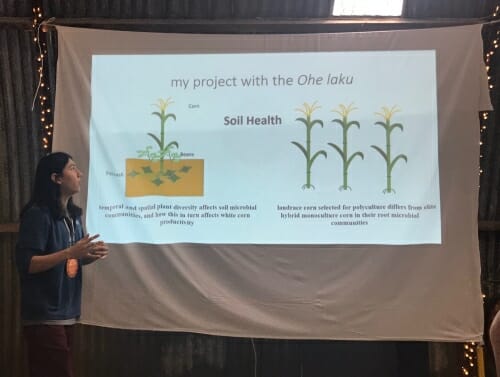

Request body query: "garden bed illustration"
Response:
[125, 158, 204, 197]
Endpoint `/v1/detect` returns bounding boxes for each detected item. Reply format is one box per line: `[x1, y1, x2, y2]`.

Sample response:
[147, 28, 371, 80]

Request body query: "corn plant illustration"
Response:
[291, 101, 327, 190]
[328, 103, 364, 191]
[134, 98, 190, 186]
[370, 106, 408, 193]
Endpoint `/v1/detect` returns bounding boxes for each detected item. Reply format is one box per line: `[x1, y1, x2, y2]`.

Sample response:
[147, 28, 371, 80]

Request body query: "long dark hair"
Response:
[20, 152, 82, 219]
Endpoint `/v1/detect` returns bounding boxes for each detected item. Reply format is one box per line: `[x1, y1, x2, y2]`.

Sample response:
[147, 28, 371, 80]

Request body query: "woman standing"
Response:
[16, 152, 108, 377]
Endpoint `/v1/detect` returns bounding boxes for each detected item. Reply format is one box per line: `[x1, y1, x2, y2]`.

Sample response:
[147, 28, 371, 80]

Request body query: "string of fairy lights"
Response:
[480, 5, 500, 172]
[32, 3, 53, 152]
[462, 342, 477, 376]
[30, 4, 498, 377]
[462, 4, 500, 376]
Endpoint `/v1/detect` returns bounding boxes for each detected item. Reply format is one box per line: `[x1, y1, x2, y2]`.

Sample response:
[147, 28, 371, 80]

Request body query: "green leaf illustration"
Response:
[167, 173, 180, 182]
[152, 178, 164, 186]
[141, 166, 153, 174]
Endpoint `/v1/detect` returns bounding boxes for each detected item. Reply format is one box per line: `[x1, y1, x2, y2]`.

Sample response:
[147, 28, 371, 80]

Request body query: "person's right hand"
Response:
[67, 234, 101, 259]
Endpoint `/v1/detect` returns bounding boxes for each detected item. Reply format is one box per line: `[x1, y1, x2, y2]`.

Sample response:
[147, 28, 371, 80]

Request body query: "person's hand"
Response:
[87, 240, 109, 260]
[67, 234, 101, 259]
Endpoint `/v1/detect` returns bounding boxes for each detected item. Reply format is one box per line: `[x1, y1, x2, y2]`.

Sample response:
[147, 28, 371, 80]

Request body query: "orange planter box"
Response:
[125, 158, 204, 197]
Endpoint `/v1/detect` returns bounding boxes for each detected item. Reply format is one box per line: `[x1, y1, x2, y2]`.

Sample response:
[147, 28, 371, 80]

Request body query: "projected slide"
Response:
[87, 51, 441, 244]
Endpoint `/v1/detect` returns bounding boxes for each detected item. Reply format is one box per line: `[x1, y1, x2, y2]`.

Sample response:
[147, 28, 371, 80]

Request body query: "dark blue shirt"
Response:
[16, 206, 83, 321]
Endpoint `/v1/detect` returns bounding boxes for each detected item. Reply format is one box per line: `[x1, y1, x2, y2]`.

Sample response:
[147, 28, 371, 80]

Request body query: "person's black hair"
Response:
[20, 152, 82, 219]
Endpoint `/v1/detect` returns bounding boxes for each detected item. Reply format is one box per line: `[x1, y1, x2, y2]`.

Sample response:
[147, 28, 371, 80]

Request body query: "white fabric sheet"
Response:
[53, 24, 490, 341]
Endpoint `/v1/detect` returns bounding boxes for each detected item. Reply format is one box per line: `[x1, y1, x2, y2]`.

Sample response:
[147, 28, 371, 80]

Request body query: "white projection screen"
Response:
[53, 25, 490, 341]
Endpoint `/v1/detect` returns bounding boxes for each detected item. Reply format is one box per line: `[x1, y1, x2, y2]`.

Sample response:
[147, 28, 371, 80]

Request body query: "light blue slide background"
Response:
[87, 51, 441, 244]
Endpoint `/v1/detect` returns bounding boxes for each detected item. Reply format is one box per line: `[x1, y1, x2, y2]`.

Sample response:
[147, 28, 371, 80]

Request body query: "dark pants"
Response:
[23, 325, 74, 377]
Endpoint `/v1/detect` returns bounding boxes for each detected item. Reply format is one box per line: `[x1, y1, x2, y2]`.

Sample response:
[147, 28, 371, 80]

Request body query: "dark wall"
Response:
[1, 1, 499, 377]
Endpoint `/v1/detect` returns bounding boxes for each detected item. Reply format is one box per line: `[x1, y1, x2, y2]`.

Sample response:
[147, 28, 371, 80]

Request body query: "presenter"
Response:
[15, 152, 109, 377]
[490, 301, 500, 377]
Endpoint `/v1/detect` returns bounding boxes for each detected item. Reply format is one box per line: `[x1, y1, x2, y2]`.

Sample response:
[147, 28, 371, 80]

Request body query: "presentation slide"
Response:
[87, 50, 440, 244]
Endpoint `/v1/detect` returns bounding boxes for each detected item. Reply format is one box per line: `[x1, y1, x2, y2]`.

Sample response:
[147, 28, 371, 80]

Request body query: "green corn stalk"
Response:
[328, 103, 364, 191]
[149, 97, 178, 174]
[370, 106, 408, 193]
[291, 101, 327, 190]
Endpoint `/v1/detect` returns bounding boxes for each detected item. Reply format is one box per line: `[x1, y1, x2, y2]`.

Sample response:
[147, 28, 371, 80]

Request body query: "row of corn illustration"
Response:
[292, 102, 408, 193]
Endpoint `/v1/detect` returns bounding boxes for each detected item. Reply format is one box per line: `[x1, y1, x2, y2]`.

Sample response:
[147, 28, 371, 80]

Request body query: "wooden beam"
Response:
[0, 16, 484, 33]
[47, 16, 484, 27]
[0, 17, 32, 29]
[479, 221, 500, 232]
[0, 223, 19, 233]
